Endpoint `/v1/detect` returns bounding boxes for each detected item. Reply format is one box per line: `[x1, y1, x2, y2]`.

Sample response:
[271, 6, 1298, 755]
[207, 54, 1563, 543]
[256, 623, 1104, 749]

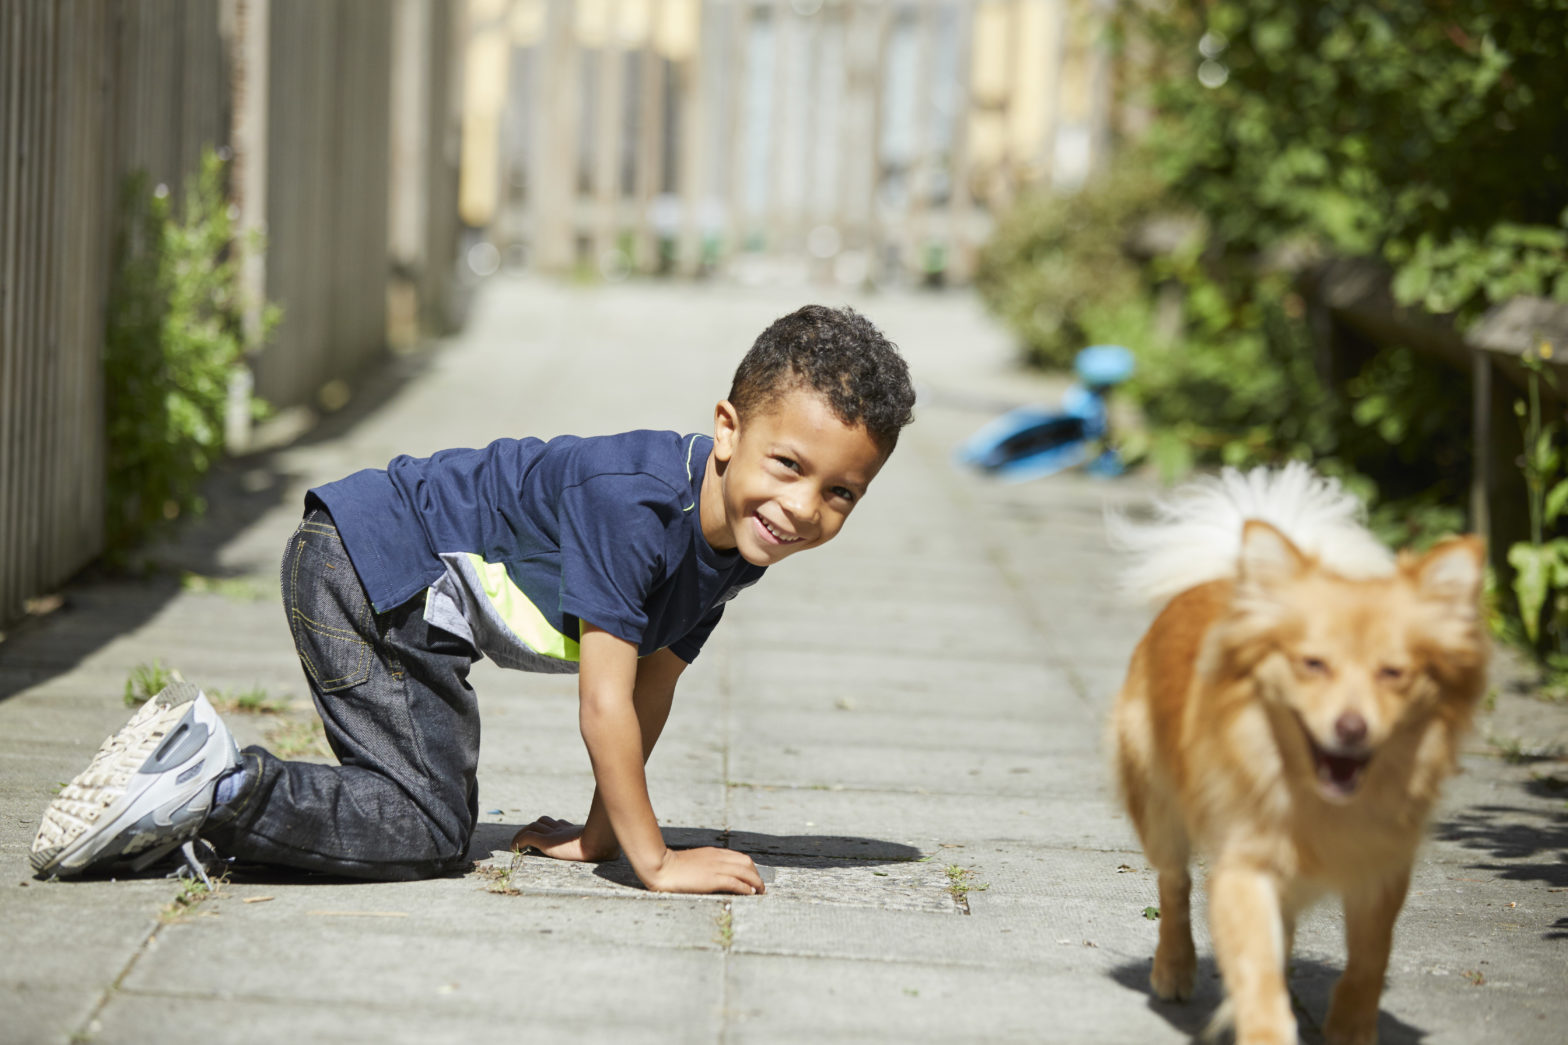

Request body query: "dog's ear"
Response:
[1409, 535, 1485, 619]
[1406, 536, 1488, 686]
[1237, 520, 1309, 590]
[1224, 520, 1310, 648]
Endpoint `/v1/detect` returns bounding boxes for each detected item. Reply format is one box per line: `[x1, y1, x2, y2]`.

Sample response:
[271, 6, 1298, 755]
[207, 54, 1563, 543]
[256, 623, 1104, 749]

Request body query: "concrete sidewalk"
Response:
[2, 276, 1563, 1044]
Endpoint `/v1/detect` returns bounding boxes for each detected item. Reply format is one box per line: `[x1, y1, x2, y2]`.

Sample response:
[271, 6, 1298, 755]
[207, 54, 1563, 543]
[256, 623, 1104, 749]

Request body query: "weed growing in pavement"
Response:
[944, 864, 989, 908]
[1485, 731, 1563, 764]
[210, 686, 290, 715]
[264, 718, 332, 759]
[123, 662, 180, 706]
[160, 871, 228, 924]
[1488, 733, 1529, 764]
[472, 861, 521, 896]
[180, 572, 271, 602]
[715, 905, 734, 949]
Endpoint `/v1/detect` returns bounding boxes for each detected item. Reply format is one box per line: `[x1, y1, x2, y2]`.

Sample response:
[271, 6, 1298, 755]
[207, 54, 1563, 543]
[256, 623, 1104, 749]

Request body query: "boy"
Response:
[31, 305, 916, 895]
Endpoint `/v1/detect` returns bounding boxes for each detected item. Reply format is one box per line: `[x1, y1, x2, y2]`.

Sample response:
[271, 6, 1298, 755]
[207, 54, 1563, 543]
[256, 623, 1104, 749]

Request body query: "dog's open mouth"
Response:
[1300, 725, 1372, 801]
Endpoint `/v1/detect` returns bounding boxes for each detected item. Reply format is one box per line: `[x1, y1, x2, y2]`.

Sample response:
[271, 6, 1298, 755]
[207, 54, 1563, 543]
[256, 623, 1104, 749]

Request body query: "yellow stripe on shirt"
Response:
[463, 552, 581, 662]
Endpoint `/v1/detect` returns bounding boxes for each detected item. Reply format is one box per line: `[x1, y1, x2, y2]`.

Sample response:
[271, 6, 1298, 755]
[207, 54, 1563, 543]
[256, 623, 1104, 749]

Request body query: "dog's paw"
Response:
[1325, 977, 1381, 1044]
[1150, 949, 1196, 1002]
[1323, 1012, 1378, 1045]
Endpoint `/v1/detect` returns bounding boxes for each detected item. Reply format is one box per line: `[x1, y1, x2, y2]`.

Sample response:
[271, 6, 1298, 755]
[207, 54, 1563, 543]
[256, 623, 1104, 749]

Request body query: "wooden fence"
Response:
[0, 0, 223, 628]
[0, 0, 465, 627]
[468, 0, 1118, 285]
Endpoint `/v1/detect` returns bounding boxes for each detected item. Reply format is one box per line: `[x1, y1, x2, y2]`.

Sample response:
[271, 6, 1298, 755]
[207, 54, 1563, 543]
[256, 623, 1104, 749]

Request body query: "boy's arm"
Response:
[523, 626, 764, 895]
[511, 643, 683, 853]
[518, 647, 683, 861]
[575, 645, 684, 857]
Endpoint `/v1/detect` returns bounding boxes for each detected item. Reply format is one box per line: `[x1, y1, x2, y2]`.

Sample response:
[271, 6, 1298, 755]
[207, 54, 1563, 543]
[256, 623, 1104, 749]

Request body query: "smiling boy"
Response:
[32, 305, 915, 895]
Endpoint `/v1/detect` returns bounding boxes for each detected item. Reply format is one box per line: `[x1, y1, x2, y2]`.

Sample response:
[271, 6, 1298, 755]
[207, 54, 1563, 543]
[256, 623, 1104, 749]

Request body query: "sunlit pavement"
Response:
[2, 274, 1563, 1043]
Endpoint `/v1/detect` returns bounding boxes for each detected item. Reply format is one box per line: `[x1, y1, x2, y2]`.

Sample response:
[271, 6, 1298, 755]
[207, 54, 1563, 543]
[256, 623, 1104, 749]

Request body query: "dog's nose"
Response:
[1335, 710, 1368, 747]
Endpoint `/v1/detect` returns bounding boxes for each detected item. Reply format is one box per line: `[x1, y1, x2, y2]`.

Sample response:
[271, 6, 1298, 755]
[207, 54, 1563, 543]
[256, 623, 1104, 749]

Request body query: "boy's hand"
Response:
[643, 845, 766, 896]
[512, 816, 618, 863]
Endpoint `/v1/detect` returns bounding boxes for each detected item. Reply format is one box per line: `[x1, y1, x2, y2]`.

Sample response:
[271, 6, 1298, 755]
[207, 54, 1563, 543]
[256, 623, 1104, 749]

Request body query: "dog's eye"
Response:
[1301, 656, 1330, 676]
[1377, 665, 1406, 683]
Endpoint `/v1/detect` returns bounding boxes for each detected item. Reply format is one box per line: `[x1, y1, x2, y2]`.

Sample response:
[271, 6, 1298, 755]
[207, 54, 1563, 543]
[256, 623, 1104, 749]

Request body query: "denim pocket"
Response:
[286, 519, 373, 693]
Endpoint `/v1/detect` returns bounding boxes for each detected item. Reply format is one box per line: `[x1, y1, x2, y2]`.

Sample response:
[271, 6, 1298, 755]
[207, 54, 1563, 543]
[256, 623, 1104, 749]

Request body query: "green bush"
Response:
[983, 2, 1562, 485]
[104, 148, 276, 554]
[979, 168, 1468, 539]
[975, 166, 1168, 370]
[1135, 0, 1568, 320]
[1126, 0, 1567, 570]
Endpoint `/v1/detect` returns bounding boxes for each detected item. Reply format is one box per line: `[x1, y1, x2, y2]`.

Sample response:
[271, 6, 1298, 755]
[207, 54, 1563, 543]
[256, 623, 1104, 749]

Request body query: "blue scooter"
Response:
[955, 344, 1135, 482]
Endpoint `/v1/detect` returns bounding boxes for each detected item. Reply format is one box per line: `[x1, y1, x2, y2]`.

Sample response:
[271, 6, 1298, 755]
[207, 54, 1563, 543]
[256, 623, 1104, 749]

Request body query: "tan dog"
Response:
[1109, 465, 1488, 1045]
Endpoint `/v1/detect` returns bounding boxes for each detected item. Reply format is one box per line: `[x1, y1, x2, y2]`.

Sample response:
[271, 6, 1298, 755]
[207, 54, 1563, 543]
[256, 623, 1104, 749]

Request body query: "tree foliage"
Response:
[977, 0, 1568, 660]
[980, 0, 1566, 495]
[1138, 0, 1568, 319]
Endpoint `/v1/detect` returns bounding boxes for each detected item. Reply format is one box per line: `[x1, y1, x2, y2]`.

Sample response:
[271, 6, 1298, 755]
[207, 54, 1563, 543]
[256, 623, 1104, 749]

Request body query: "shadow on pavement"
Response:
[1434, 800, 1568, 890]
[1109, 956, 1429, 1045]
[466, 822, 923, 881]
[0, 349, 434, 706]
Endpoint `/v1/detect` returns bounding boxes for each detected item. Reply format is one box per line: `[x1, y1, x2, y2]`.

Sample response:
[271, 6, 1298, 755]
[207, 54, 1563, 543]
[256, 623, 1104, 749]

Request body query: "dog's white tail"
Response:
[1107, 462, 1395, 607]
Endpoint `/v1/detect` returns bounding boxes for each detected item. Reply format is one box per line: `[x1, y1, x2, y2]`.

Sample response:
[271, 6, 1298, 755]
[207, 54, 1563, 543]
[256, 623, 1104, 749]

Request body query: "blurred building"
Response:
[458, 0, 1120, 286]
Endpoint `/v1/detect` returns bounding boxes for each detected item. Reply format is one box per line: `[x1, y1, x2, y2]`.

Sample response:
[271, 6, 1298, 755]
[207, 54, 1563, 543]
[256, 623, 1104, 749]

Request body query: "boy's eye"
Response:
[1300, 656, 1330, 676]
[773, 456, 799, 472]
[832, 486, 857, 503]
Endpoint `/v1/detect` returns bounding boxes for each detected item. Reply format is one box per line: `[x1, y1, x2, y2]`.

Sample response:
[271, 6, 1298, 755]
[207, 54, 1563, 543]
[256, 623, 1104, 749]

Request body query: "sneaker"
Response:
[31, 681, 240, 878]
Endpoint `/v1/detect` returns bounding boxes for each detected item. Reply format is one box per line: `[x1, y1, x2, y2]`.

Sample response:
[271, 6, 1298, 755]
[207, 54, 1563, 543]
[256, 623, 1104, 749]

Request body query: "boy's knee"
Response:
[427, 792, 478, 868]
[436, 822, 474, 867]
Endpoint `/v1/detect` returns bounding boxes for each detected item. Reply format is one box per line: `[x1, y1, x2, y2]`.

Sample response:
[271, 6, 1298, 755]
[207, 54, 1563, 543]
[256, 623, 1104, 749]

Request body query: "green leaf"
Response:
[1545, 479, 1568, 528]
[1547, 539, 1568, 590]
[1509, 542, 1552, 643]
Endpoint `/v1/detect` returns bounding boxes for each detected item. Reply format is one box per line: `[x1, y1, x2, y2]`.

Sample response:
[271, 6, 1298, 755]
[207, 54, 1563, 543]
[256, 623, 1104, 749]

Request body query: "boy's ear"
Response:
[713, 400, 740, 463]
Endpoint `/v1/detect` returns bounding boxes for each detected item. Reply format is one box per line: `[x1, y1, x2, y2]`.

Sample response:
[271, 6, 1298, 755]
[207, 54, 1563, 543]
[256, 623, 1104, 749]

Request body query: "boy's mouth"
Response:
[1298, 718, 1372, 802]
[755, 515, 803, 546]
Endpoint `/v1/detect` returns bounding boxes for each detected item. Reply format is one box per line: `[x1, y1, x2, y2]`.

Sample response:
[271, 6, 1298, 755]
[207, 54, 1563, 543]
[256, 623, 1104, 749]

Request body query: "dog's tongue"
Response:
[1317, 751, 1366, 797]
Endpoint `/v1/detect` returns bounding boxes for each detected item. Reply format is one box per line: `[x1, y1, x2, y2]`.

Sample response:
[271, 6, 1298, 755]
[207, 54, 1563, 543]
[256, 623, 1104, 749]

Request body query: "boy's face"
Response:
[703, 387, 886, 567]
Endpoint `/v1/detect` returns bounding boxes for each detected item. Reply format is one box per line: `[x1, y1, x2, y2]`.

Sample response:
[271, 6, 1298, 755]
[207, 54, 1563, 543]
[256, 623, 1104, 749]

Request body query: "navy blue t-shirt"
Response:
[308, 431, 765, 668]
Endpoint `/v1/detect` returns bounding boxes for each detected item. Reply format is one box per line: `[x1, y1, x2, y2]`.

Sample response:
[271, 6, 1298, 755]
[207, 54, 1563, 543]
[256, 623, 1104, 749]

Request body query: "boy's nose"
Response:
[782, 488, 820, 523]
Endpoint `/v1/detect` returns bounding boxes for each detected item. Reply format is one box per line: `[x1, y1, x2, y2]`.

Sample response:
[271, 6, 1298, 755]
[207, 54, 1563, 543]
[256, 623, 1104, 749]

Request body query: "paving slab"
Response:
[2, 275, 1565, 1044]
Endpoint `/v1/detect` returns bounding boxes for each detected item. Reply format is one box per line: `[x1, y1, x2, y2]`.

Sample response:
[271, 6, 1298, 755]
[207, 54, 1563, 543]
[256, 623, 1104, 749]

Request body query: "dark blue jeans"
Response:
[204, 508, 481, 880]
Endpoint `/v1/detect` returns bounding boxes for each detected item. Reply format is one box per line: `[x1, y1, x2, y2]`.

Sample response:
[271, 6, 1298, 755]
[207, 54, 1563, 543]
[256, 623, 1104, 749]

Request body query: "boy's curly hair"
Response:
[729, 305, 916, 456]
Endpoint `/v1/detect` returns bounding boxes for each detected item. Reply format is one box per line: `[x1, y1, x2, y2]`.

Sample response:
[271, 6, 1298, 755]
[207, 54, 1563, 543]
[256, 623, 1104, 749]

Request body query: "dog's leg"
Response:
[1209, 859, 1295, 1045]
[1122, 771, 1194, 999]
[1324, 868, 1409, 1045]
[1115, 685, 1197, 1002]
[1152, 856, 1197, 1001]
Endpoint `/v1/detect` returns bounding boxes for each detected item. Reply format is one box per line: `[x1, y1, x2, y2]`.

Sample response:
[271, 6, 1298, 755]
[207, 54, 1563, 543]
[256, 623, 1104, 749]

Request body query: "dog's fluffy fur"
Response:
[1110, 463, 1488, 1045]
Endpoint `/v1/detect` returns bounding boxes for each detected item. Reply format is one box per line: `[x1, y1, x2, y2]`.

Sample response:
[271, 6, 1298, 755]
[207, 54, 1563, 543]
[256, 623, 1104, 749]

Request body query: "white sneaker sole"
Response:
[31, 682, 238, 877]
